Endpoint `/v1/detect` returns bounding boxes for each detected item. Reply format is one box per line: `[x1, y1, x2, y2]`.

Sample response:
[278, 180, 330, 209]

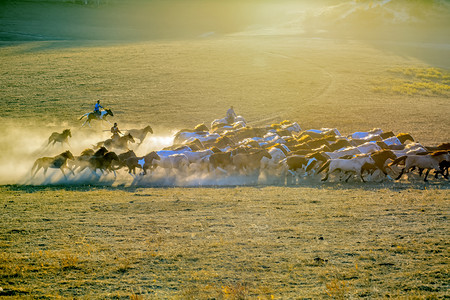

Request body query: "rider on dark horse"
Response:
[94, 100, 103, 117]
[110, 122, 122, 141]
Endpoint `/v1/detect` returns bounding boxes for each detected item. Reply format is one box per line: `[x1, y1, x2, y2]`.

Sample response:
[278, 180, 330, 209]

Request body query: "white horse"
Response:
[349, 128, 383, 140]
[325, 147, 362, 159]
[183, 149, 214, 164]
[356, 142, 382, 154]
[155, 153, 191, 174]
[211, 115, 246, 129]
[79, 109, 114, 127]
[318, 155, 375, 182]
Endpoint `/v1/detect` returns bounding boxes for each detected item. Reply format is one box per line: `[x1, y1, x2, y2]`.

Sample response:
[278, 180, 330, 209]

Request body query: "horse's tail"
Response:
[79, 113, 89, 120]
[317, 160, 331, 174]
[388, 155, 407, 167]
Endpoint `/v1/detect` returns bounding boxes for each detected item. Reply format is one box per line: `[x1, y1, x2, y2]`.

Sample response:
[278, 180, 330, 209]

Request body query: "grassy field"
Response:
[1, 185, 449, 298]
[0, 0, 449, 298]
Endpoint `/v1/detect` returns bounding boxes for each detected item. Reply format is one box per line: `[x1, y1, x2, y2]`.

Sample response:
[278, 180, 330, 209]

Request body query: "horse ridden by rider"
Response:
[110, 122, 122, 141]
[79, 100, 114, 127]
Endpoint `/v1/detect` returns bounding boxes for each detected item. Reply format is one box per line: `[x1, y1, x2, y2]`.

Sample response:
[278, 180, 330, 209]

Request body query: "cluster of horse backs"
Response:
[32, 114, 449, 184]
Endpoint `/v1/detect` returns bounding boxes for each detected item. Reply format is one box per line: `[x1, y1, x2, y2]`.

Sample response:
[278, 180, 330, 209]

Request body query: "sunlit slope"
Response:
[1, 38, 448, 144]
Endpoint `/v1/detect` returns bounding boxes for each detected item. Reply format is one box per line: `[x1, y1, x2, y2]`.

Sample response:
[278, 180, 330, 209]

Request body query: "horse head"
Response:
[144, 125, 153, 134]
[382, 150, 397, 161]
[145, 151, 160, 161]
[63, 151, 74, 160]
[194, 123, 209, 132]
[125, 133, 135, 143]
[63, 129, 72, 137]
[104, 109, 114, 117]
[259, 149, 272, 159]
[94, 147, 108, 157]
[397, 133, 414, 144]
[105, 152, 119, 162]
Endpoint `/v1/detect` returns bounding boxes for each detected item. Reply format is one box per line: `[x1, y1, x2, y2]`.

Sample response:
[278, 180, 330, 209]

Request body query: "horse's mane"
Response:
[94, 147, 108, 156]
[437, 143, 450, 150]
[210, 146, 222, 153]
[81, 148, 95, 156]
[430, 150, 449, 157]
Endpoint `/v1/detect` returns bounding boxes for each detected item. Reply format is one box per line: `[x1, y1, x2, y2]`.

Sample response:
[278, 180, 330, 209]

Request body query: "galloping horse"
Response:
[79, 109, 114, 127]
[96, 133, 135, 151]
[48, 129, 72, 147]
[88, 147, 120, 177]
[125, 151, 161, 175]
[31, 150, 74, 178]
[125, 125, 153, 145]
[318, 154, 375, 182]
[232, 149, 272, 174]
[390, 153, 448, 182]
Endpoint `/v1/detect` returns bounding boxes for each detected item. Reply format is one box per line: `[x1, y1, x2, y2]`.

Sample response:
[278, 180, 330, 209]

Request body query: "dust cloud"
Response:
[0, 121, 278, 187]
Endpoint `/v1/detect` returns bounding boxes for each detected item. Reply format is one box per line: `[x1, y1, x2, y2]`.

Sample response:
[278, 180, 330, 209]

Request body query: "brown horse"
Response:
[232, 149, 272, 173]
[360, 149, 397, 180]
[115, 150, 137, 169]
[88, 148, 120, 177]
[69, 148, 95, 173]
[31, 150, 74, 178]
[125, 125, 153, 145]
[48, 129, 72, 147]
[125, 151, 161, 175]
[209, 152, 233, 172]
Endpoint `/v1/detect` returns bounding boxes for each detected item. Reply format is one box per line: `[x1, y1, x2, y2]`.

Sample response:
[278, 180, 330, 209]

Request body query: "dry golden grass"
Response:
[0, 185, 449, 298]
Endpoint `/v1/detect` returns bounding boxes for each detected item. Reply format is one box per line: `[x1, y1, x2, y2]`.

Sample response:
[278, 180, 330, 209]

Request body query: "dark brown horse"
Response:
[31, 150, 74, 178]
[87, 147, 120, 176]
[79, 108, 114, 128]
[125, 151, 161, 175]
[48, 129, 72, 147]
[115, 150, 137, 169]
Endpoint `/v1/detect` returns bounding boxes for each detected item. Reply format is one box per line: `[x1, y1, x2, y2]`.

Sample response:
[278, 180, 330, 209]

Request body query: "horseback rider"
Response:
[110, 122, 122, 141]
[226, 106, 237, 124]
[94, 100, 103, 116]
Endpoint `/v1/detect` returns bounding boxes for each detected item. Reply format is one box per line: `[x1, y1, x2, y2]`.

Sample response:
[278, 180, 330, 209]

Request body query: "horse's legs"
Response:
[423, 169, 431, 182]
[60, 168, 67, 179]
[321, 171, 329, 182]
[32, 165, 41, 177]
[344, 171, 353, 182]
[360, 172, 366, 182]
[395, 168, 405, 180]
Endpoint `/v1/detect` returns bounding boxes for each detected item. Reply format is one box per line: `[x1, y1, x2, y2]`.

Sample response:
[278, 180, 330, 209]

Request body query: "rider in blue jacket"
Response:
[94, 100, 103, 116]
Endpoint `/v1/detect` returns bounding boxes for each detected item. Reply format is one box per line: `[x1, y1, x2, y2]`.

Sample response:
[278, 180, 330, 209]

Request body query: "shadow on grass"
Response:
[2, 179, 449, 193]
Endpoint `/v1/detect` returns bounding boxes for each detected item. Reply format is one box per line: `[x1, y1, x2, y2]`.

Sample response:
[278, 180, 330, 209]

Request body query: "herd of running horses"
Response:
[31, 110, 450, 184]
